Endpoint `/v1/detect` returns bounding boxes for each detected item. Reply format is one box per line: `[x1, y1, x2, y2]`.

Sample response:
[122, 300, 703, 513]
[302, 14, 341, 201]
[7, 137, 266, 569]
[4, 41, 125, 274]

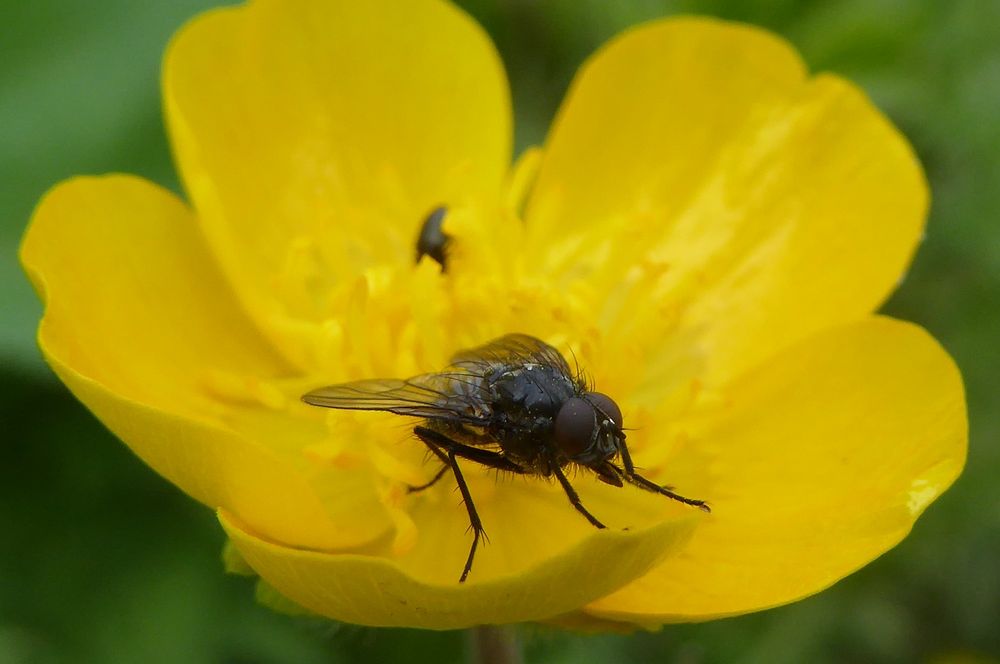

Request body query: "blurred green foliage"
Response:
[2, 1, 998, 663]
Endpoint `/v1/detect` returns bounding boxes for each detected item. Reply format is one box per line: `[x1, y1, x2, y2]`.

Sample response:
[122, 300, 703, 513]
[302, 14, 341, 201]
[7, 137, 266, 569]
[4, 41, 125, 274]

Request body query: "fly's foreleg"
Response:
[613, 440, 710, 512]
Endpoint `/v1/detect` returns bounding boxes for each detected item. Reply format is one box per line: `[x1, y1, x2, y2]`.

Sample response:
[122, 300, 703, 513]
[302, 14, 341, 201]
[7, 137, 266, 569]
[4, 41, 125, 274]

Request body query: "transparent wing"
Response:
[302, 372, 489, 422]
[449, 333, 573, 376]
[303, 335, 574, 421]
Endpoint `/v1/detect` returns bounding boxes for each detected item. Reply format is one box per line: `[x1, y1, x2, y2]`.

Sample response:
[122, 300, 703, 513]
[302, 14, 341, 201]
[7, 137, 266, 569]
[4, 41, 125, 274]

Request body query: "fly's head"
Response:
[553, 391, 625, 471]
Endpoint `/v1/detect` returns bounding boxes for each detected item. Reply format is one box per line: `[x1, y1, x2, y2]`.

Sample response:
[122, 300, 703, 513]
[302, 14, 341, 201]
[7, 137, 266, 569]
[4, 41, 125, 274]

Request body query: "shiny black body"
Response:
[482, 362, 579, 471]
[303, 334, 708, 582]
[423, 360, 580, 477]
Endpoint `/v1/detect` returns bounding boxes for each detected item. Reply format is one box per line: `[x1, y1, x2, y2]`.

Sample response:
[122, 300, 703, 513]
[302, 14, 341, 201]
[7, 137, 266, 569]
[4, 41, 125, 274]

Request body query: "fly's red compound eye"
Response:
[586, 391, 623, 429]
[554, 397, 597, 457]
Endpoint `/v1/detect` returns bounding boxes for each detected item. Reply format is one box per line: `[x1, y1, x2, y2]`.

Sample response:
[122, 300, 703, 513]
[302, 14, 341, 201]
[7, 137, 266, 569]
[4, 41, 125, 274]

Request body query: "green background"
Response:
[2, 1, 998, 662]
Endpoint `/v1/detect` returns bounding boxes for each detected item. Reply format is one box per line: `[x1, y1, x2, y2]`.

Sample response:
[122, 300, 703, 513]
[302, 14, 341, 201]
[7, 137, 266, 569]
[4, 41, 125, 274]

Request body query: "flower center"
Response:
[204, 155, 712, 556]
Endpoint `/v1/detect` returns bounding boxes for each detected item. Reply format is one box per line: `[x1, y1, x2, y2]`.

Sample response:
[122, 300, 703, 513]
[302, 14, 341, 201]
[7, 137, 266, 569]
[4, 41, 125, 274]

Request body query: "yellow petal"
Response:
[526, 17, 927, 381]
[584, 316, 966, 623]
[541, 611, 644, 635]
[164, 0, 511, 357]
[221, 505, 697, 629]
[20, 175, 381, 549]
[396, 466, 702, 585]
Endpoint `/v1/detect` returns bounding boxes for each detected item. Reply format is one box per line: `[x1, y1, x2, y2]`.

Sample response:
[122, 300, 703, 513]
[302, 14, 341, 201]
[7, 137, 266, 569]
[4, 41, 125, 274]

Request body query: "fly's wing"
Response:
[302, 371, 490, 423]
[449, 333, 573, 376]
[304, 335, 573, 421]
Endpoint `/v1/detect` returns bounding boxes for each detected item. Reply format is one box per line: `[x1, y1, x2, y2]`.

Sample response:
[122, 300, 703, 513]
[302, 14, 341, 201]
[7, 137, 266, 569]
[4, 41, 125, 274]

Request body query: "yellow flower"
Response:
[20, 0, 966, 630]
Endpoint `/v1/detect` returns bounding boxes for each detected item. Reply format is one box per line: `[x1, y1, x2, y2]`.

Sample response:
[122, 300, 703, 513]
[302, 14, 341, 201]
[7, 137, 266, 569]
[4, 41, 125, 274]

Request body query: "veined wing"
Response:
[302, 371, 490, 422]
[303, 335, 575, 420]
[449, 333, 573, 377]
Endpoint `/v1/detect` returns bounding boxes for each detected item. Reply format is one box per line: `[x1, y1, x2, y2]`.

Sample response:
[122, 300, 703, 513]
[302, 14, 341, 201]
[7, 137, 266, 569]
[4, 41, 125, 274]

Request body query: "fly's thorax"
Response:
[487, 363, 578, 418]
[483, 363, 577, 466]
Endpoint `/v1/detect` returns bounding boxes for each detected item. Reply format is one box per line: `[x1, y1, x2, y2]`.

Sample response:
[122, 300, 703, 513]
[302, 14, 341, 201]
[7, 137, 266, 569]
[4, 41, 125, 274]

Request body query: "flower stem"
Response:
[469, 625, 523, 664]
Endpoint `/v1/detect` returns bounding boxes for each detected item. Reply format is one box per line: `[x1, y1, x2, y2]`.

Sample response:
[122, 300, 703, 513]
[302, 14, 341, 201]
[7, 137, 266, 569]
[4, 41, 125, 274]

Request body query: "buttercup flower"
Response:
[21, 0, 966, 630]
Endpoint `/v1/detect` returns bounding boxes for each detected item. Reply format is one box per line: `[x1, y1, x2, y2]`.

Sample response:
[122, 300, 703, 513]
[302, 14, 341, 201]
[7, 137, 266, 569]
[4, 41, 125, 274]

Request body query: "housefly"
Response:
[302, 333, 709, 583]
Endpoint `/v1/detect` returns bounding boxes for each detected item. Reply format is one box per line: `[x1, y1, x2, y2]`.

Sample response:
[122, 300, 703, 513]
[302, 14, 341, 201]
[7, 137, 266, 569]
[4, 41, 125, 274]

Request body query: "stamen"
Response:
[302, 441, 365, 469]
[367, 442, 431, 488]
[275, 235, 336, 318]
[382, 484, 419, 556]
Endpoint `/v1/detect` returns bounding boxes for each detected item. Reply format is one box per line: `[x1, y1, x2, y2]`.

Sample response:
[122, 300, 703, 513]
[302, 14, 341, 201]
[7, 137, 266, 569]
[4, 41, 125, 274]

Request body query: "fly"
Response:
[302, 333, 709, 582]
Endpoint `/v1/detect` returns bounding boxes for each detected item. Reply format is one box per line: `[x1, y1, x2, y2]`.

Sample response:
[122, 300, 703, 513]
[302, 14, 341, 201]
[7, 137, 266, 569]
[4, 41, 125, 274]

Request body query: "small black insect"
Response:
[302, 334, 709, 582]
[415, 206, 450, 270]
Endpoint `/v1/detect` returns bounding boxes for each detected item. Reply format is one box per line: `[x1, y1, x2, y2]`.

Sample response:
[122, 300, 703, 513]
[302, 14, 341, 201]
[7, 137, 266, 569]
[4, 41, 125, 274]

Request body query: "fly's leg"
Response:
[407, 432, 451, 493]
[552, 464, 606, 529]
[619, 438, 662, 484]
[617, 437, 637, 475]
[617, 439, 670, 487]
[412, 426, 525, 583]
[448, 450, 483, 584]
[413, 426, 526, 472]
[406, 464, 449, 494]
[613, 440, 710, 512]
[624, 471, 711, 512]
